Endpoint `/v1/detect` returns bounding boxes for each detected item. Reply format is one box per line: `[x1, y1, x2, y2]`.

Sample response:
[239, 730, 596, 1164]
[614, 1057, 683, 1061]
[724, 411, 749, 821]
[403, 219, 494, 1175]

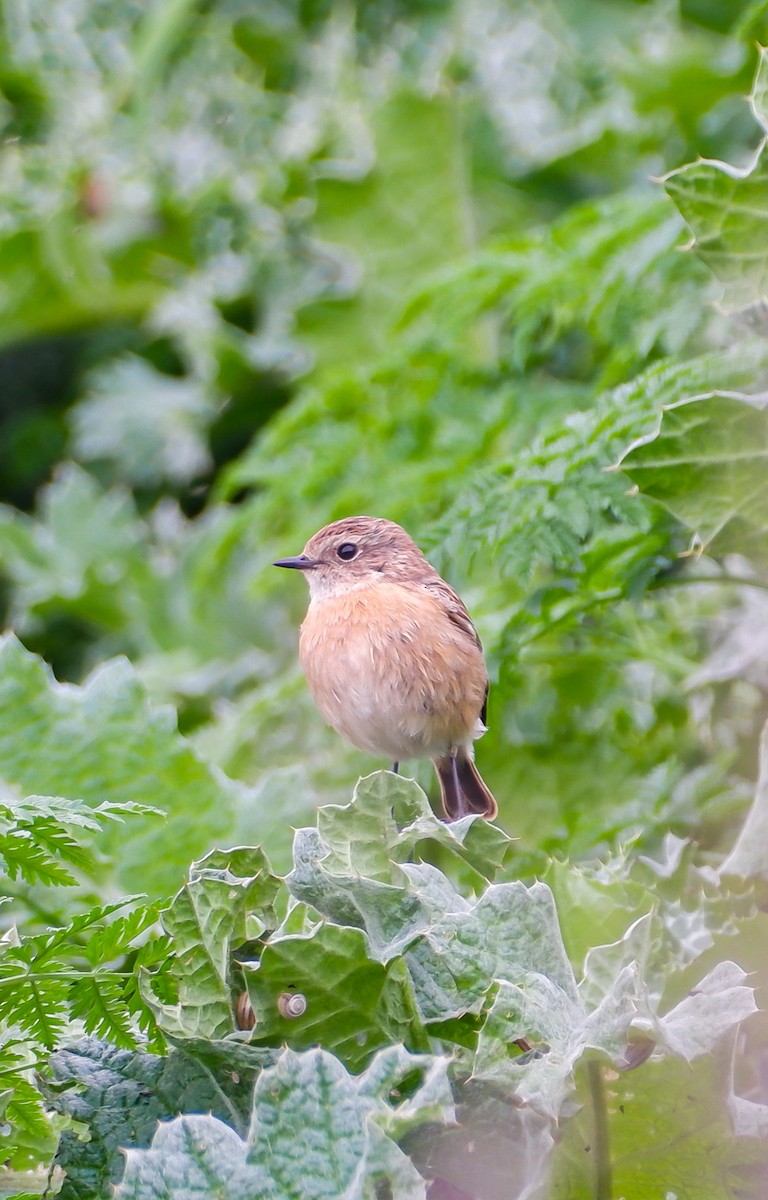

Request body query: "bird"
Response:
[274, 515, 497, 821]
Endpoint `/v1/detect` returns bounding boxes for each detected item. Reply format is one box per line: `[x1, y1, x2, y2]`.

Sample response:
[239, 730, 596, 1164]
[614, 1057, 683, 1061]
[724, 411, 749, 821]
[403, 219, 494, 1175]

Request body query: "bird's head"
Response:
[274, 516, 431, 599]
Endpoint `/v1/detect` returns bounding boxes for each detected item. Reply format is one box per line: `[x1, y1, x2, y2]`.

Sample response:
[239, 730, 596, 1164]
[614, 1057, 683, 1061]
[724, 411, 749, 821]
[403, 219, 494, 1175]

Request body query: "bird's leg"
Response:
[391, 761, 400, 775]
[450, 752, 461, 813]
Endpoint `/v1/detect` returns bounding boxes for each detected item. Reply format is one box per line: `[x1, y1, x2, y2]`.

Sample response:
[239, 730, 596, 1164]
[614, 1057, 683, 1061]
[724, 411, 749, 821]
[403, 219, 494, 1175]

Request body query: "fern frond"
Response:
[18, 897, 145, 967]
[400, 192, 706, 383]
[85, 903, 159, 966]
[0, 966, 69, 1047]
[4, 1075, 53, 1143]
[0, 831, 79, 887]
[68, 975, 136, 1049]
[0, 796, 103, 831]
[16, 818, 95, 876]
[429, 342, 768, 588]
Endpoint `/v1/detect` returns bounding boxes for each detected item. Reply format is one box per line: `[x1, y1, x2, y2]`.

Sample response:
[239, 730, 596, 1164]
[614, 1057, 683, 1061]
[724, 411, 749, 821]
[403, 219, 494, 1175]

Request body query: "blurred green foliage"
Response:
[0, 0, 767, 878]
[2, 1, 768, 1195]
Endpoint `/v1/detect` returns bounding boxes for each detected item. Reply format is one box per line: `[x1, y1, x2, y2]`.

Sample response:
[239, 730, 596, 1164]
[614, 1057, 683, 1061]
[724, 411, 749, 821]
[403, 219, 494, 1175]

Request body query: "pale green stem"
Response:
[587, 1060, 612, 1200]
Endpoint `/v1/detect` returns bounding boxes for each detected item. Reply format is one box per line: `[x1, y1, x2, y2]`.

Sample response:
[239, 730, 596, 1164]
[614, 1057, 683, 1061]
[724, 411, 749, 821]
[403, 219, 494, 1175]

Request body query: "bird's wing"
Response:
[423, 578, 489, 726]
[422, 578, 483, 651]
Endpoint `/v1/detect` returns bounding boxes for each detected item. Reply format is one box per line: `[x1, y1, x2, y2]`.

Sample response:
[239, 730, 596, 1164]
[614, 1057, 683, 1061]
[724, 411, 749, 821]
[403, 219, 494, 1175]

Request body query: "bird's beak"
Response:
[273, 554, 318, 570]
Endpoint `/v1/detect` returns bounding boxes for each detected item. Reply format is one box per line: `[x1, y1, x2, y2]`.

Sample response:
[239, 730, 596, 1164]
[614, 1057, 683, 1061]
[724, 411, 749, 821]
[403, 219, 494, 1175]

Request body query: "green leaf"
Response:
[297, 92, 476, 372]
[641, 961, 757, 1061]
[619, 390, 768, 559]
[401, 193, 703, 381]
[288, 778, 577, 1032]
[319, 772, 513, 882]
[0, 828, 80, 887]
[142, 846, 280, 1040]
[552, 1051, 768, 1200]
[0, 465, 149, 632]
[0, 966, 69, 1049]
[46, 1035, 271, 1199]
[664, 47, 768, 312]
[473, 965, 639, 1120]
[287, 826, 431, 963]
[473, 954, 754, 1123]
[85, 904, 160, 966]
[541, 856, 653, 974]
[0, 1044, 58, 1172]
[408, 878, 578, 1023]
[243, 923, 424, 1071]
[0, 897, 152, 1047]
[0, 795, 104, 831]
[70, 356, 214, 487]
[721, 720, 768, 880]
[113, 1045, 452, 1200]
[68, 976, 137, 1049]
[246, 1045, 452, 1198]
[116, 1116, 253, 1200]
[0, 634, 239, 896]
[287, 772, 514, 963]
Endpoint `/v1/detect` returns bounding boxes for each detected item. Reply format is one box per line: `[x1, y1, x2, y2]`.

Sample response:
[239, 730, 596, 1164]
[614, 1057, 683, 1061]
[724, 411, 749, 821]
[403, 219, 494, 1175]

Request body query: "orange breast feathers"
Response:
[298, 579, 488, 760]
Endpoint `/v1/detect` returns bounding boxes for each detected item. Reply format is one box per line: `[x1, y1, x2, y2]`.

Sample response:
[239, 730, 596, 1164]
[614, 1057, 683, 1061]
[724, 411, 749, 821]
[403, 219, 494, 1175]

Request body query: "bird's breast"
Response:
[298, 581, 487, 760]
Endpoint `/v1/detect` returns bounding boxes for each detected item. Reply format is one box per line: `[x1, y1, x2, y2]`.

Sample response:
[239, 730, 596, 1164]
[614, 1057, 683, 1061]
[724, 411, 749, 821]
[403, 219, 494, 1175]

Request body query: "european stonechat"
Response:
[275, 516, 497, 821]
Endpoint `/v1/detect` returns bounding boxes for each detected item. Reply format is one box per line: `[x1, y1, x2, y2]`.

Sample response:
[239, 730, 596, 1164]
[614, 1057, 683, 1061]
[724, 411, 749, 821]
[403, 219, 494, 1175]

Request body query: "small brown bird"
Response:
[274, 516, 497, 821]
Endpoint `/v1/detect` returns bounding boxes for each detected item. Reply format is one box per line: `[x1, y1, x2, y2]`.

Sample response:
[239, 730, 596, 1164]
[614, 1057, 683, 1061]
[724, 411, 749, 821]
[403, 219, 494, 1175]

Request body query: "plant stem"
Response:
[521, 570, 768, 648]
[587, 1060, 612, 1200]
[649, 573, 768, 595]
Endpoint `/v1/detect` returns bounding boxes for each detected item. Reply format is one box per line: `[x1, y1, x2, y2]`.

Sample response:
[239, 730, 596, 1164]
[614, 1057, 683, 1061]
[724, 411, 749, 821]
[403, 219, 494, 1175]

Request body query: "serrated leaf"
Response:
[243, 923, 423, 1070]
[664, 48, 768, 312]
[68, 976, 137, 1049]
[355, 1043, 454, 1138]
[20, 897, 143, 965]
[0, 795, 103, 831]
[287, 826, 428, 962]
[113, 1045, 452, 1200]
[0, 1045, 58, 1172]
[246, 1046, 450, 1199]
[638, 961, 757, 1062]
[0, 634, 239, 896]
[286, 773, 514, 964]
[619, 391, 768, 559]
[541, 856, 653, 975]
[0, 830, 79, 887]
[579, 912, 656, 1011]
[473, 964, 642, 1120]
[0, 967, 68, 1048]
[0, 894, 153, 1046]
[143, 846, 280, 1040]
[431, 339, 768, 632]
[473, 908, 757, 1123]
[117, 1115, 252, 1200]
[319, 772, 513, 882]
[408, 879, 578, 1024]
[85, 904, 159, 966]
[23, 818, 95, 871]
[721, 720, 768, 881]
[118, 1115, 257, 1200]
[46, 1036, 271, 1199]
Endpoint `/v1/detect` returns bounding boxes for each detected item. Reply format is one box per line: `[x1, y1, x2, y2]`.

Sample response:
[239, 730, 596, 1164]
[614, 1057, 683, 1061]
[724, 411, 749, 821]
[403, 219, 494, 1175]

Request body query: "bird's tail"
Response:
[434, 751, 498, 821]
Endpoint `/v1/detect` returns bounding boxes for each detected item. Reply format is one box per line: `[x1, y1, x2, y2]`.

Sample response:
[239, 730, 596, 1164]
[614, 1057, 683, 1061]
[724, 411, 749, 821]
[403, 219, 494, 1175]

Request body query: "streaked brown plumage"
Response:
[274, 516, 497, 821]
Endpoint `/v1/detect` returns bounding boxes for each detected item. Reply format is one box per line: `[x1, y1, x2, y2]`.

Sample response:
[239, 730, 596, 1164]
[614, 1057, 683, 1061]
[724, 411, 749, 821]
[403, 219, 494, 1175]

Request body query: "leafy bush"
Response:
[1, 0, 768, 1197]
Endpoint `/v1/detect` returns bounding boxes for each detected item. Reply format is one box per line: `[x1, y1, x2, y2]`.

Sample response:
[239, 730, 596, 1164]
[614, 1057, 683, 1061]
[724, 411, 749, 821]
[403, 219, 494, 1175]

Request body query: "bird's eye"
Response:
[337, 543, 358, 560]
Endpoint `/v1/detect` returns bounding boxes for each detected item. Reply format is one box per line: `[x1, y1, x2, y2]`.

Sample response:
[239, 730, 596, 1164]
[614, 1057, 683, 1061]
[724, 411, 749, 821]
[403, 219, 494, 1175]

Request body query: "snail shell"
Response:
[235, 992, 255, 1030]
[277, 991, 307, 1019]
